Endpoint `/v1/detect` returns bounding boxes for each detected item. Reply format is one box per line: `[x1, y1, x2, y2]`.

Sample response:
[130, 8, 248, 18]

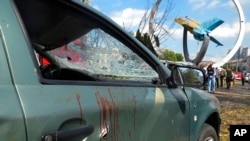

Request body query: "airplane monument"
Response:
[175, 16, 224, 65]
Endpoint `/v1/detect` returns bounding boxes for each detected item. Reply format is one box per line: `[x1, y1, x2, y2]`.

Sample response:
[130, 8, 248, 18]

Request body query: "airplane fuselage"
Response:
[174, 17, 224, 46]
[175, 17, 199, 33]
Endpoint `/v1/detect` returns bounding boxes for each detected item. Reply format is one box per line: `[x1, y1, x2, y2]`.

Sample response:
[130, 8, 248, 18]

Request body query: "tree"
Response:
[163, 49, 176, 61]
[139, 0, 175, 46]
[182, 69, 196, 83]
[135, 29, 184, 62]
[176, 53, 184, 61]
[136, 0, 176, 58]
[162, 49, 184, 62]
[135, 30, 158, 56]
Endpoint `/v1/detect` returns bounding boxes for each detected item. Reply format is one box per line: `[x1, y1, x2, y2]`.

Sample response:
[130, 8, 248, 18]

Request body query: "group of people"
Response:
[202, 63, 249, 93]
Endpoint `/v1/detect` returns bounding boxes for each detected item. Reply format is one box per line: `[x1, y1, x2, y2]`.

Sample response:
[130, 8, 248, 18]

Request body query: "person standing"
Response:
[226, 68, 233, 89]
[220, 69, 226, 87]
[231, 72, 236, 87]
[241, 71, 245, 86]
[206, 64, 216, 93]
[215, 67, 220, 88]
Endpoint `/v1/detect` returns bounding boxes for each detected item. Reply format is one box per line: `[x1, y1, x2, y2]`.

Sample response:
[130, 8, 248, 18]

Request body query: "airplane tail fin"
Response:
[201, 17, 224, 46]
[200, 18, 224, 32]
[210, 36, 223, 46]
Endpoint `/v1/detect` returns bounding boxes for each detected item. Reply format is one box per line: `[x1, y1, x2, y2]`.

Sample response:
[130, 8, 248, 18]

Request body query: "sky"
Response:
[90, 0, 250, 62]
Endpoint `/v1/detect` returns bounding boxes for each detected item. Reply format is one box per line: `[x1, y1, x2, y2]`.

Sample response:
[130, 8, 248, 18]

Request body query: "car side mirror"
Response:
[170, 66, 205, 87]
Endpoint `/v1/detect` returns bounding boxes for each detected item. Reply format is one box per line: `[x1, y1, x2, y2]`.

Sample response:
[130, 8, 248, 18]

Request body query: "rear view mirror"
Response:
[171, 66, 205, 87]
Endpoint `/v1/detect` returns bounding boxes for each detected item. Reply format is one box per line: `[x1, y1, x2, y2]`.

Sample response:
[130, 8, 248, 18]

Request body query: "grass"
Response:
[219, 106, 250, 141]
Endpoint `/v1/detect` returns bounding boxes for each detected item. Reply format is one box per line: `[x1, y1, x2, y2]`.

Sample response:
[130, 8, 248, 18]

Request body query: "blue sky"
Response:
[90, 0, 250, 62]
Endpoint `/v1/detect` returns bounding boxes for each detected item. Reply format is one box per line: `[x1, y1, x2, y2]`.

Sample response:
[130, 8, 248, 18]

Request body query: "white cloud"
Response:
[222, 0, 250, 9]
[171, 28, 183, 39]
[188, 0, 222, 10]
[210, 22, 239, 38]
[224, 1, 234, 8]
[112, 1, 122, 7]
[207, 0, 221, 9]
[204, 55, 225, 62]
[245, 22, 250, 34]
[109, 8, 146, 29]
[188, 0, 207, 10]
[211, 20, 250, 39]
[239, 0, 250, 5]
[188, 0, 248, 10]
[170, 28, 194, 40]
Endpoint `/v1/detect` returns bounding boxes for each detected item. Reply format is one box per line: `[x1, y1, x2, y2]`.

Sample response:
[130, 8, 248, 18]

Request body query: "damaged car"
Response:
[0, 0, 220, 141]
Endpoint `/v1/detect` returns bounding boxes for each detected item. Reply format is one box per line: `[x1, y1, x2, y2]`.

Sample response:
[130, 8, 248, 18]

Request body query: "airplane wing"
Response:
[210, 36, 223, 46]
[200, 18, 224, 32]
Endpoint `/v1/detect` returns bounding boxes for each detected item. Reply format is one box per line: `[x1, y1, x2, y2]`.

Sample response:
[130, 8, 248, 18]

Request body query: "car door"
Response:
[11, 0, 190, 140]
[21, 33, 190, 141]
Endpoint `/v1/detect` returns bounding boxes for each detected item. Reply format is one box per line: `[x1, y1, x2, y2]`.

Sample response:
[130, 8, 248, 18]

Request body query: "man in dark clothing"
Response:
[215, 67, 220, 88]
[206, 64, 216, 93]
[241, 70, 247, 86]
[226, 68, 233, 89]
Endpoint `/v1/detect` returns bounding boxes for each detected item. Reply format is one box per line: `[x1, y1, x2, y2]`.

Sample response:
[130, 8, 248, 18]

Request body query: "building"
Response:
[226, 46, 250, 72]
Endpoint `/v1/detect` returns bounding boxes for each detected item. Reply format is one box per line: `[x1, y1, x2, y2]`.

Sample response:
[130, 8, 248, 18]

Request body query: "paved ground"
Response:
[212, 81, 250, 96]
[212, 81, 250, 109]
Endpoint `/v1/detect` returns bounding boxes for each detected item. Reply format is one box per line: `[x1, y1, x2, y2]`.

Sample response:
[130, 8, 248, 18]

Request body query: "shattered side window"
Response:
[47, 28, 159, 82]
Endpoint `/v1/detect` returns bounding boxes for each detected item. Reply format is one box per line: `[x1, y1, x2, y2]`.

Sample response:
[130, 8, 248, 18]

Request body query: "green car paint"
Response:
[0, 0, 220, 141]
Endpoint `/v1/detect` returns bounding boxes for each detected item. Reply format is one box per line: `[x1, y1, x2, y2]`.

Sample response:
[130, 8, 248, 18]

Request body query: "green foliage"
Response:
[176, 53, 184, 61]
[182, 69, 195, 83]
[135, 30, 183, 62]
[135, 30, 157, 56]
[163, 50, 176, 61]
[163, 49, 184, 62]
